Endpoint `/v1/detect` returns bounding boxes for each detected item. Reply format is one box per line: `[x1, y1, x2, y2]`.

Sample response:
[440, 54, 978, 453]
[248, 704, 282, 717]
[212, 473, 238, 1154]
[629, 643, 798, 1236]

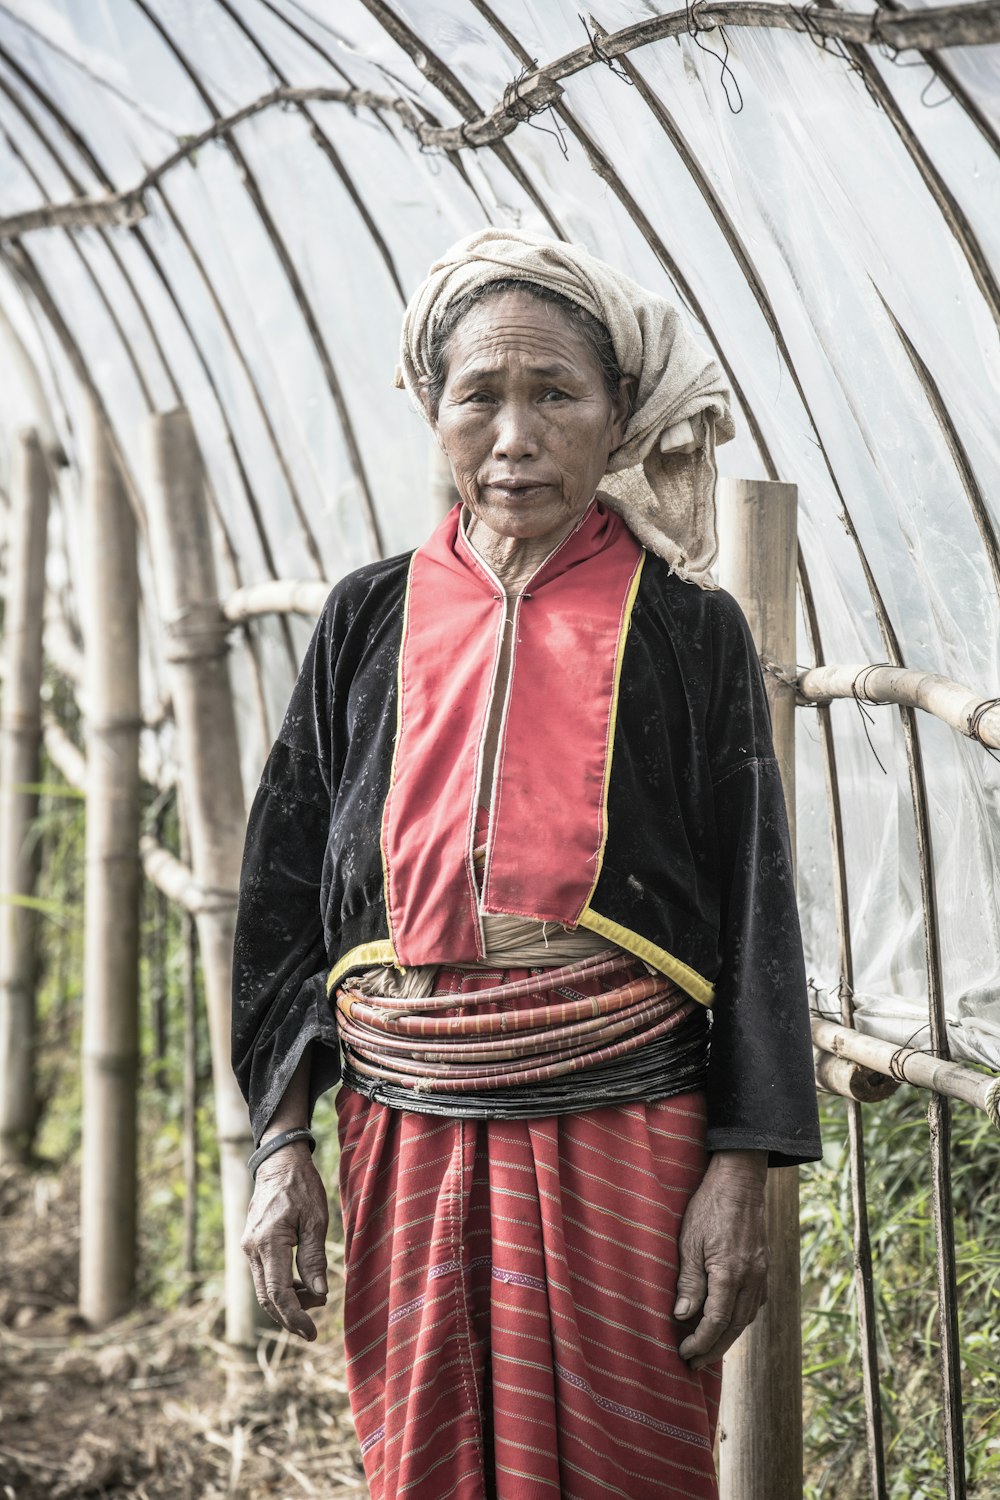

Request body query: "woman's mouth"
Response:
[487, 480, 546, 497]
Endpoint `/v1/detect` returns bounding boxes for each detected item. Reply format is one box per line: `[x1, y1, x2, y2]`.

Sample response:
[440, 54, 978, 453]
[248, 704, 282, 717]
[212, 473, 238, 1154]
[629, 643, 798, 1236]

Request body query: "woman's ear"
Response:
[418, 382, 447, 451]
[611, 375, 637, 447]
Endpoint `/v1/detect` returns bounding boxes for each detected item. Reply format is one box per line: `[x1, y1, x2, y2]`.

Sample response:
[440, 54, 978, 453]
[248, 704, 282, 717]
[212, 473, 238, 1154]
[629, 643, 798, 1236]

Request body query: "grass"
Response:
[801, 1089, 1000, 1497]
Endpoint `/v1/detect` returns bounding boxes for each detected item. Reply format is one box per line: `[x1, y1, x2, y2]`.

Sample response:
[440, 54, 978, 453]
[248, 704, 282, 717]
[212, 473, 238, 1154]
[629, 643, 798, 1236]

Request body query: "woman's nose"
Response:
[491, 405, 538, 461]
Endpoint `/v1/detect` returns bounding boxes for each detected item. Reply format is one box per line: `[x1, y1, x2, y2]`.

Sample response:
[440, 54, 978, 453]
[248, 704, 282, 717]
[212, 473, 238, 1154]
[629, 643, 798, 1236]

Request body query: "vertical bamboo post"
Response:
[144, 408, 258, 1347]
[716, 477, 803, 1500]
[0, 430, 49, 1166]
[79, 406, 142, 1326]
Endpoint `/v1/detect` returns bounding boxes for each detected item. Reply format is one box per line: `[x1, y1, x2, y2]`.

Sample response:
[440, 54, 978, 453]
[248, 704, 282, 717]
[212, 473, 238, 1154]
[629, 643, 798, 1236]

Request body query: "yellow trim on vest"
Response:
[576, 907, 715, 1008]
[327, 940, 399, 994]
[578, 548, 646, 915]
[379, 554, 415, 955]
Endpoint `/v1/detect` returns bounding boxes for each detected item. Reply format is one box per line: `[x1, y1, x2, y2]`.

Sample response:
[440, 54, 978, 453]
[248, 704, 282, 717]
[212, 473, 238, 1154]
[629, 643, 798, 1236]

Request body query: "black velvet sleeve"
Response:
[231, 599, 341, 1148]
[703, 592, 822, 1167]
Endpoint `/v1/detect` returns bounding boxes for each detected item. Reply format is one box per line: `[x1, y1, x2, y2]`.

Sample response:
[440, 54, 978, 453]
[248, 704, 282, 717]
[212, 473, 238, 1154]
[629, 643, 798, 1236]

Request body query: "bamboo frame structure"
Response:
[0, 14, 996, 1490]
[0, 0, 995, 242]
[0, 429, 48, 1165]
[78, 406, 141, 1328]
[143, 408, 258, 1348]
[716, 477, 802, 1500]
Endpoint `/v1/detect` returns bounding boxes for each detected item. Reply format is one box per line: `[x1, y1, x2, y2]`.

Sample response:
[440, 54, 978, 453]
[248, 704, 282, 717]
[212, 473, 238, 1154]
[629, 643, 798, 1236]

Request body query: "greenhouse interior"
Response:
[0, 1, 998, 1497]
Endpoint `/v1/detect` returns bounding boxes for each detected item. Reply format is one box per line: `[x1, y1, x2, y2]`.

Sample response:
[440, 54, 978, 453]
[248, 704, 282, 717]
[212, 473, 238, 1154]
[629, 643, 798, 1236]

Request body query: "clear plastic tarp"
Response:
[0, 0, 997, 1067]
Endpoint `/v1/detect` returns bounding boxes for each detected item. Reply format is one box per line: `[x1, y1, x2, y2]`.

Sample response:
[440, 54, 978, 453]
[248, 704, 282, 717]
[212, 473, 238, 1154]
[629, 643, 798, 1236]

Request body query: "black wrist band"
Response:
[247, 1126, 316, 1179]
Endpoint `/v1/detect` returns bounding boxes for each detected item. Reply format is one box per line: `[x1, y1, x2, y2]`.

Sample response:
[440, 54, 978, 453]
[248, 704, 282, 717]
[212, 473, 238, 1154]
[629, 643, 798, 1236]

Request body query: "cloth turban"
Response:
[396, 228, 735, 589]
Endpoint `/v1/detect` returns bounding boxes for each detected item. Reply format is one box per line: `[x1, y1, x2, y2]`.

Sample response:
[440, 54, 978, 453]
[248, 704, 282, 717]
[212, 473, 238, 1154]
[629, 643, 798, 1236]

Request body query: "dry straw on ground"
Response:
[0, 1164, 365, 1500]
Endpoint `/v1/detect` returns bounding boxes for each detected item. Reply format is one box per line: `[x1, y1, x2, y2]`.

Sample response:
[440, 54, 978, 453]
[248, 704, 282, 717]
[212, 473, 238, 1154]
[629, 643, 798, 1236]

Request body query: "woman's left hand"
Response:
[672, 1148, 769, 1370]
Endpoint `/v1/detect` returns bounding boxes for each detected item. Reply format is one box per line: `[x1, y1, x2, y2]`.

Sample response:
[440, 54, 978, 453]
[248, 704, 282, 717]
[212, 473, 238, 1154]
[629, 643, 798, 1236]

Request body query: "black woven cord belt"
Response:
[341, 1006, 709, 1119]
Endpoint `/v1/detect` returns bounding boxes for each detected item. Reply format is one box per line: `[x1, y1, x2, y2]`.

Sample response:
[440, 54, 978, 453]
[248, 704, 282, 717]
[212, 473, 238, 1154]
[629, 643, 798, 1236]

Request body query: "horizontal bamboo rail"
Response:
[43, 613, 85, 687]
[223, 579, 331, 622]
[814, 1049, 899, 1104]
[138, 834, 237, 917]
[39, 734, 204, 916]
[812, 1017, 1000, 1128]
[42, 718, 86, 791]
[797, 663, 1000, 748]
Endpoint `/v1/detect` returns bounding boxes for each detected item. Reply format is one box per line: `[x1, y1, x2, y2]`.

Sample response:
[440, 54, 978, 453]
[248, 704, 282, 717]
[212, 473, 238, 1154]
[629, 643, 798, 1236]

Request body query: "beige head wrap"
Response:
[396, 228, 735, 588]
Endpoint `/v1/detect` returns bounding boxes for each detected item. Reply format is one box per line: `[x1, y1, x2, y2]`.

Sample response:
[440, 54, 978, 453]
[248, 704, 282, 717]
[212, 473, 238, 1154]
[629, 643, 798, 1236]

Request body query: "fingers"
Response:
[260, 1240, 319, 1341]
[291, 1277, 328, 1312]
[679, 1274, 767, 1370]
[678, 1273, 738, 1366]
[295, 1212, 330, 1300]
[673, 1256, 708, 1324]
[240, 1160, 331, 1341]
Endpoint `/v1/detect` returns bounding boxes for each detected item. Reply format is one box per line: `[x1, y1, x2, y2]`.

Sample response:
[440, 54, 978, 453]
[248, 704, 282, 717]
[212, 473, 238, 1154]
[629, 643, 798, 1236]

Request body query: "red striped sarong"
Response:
[336, 963, 721, 1499]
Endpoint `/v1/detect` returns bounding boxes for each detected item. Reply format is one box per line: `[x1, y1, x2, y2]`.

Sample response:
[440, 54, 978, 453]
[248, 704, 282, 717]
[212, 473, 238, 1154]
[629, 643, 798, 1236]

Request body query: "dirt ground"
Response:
[0, 1165, 366, 1500]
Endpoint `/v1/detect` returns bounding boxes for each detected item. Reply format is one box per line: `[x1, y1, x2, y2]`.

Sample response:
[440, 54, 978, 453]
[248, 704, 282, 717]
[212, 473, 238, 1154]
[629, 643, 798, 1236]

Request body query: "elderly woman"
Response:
[233, 230, 821, 1500]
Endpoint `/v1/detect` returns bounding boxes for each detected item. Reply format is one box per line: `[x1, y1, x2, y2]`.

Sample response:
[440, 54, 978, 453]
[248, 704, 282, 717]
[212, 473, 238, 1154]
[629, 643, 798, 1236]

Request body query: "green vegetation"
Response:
[801, 1090, 1000, 1497]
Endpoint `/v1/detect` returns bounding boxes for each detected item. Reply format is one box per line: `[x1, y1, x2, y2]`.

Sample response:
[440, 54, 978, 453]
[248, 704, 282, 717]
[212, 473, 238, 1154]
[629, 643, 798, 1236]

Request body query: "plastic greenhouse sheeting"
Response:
[0, 0, 998, 1068]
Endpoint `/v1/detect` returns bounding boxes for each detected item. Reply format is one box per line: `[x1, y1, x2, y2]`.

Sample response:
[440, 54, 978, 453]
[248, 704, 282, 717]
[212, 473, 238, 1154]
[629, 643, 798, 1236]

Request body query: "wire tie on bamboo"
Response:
[850, 663, 895, 775]
[580, 17, 633, 85]
[888, 1047, 911, 1084]
[852, 663, 891, 703]
[967, 696, 1000, 760]
[759, 653, 801, 691]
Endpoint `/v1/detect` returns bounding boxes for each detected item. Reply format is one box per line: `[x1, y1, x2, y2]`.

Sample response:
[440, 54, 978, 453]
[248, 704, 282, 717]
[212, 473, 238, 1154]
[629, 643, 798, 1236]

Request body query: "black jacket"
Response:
[232, 543, 821, 1167]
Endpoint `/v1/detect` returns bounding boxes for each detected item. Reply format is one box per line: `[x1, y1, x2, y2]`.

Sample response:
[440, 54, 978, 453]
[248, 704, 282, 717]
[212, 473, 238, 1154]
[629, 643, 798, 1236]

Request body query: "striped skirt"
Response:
[336, 965, 721, 1500]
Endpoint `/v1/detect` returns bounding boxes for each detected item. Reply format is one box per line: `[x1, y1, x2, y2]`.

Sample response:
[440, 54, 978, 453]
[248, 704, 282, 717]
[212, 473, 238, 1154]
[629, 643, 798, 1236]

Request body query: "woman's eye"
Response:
[540, 388, 569, 402]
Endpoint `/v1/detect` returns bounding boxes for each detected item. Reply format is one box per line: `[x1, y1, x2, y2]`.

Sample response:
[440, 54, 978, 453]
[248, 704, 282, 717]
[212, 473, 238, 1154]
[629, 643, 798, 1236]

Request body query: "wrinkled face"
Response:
[430, 290, 631, 542]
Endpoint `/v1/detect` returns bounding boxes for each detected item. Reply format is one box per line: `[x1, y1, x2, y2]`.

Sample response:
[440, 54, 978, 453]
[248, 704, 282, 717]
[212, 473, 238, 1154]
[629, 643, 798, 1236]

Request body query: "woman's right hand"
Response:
[241, 1140, 330, 1340]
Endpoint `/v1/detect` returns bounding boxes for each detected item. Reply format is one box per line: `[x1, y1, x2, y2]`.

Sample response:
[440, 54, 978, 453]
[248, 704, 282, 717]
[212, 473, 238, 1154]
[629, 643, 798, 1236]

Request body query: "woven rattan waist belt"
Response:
[335, 950, 709, 1120]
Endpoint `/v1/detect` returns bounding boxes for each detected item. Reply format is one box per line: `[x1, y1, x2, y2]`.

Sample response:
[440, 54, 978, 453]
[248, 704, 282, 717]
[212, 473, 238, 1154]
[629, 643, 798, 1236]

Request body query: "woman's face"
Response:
[430, 290, 632, 542]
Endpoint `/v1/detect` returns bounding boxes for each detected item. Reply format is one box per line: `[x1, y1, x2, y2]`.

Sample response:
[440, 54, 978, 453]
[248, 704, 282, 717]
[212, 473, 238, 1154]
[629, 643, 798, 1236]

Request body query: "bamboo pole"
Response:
[0, 430, 49, 1165]
[813, 1049, 900, 1105]
[797, 662, 1000, 750]
[223, 579, 331, 622]
[181, 903, 199, 1301]
[813, 1018, 1000, 1126]
[143, 408, 258, 1347]
[78, 406, 142, 1326]
[716, 477, 803, 1500]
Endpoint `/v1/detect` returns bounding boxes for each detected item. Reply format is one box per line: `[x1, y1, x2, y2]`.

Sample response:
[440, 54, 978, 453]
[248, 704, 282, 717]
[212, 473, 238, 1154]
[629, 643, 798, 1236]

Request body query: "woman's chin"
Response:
[472, 490, 584, 541]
